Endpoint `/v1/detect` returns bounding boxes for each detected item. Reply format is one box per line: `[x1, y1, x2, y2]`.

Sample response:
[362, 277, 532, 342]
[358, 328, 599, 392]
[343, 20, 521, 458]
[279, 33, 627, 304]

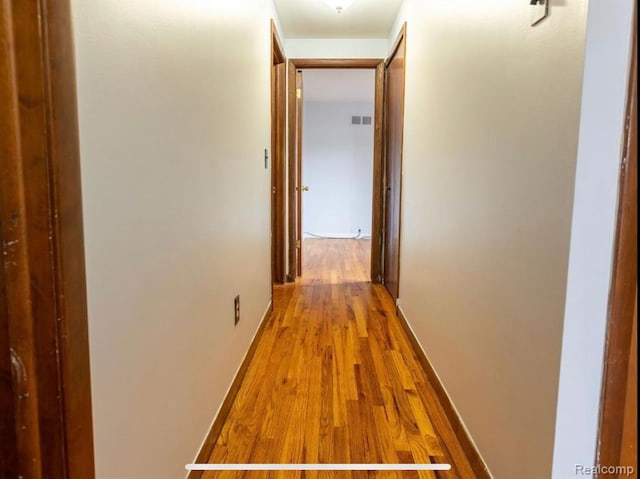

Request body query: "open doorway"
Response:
[286, 29, 406, 298]
[299, 68, 376, 279]
[287, 58, 386, 285]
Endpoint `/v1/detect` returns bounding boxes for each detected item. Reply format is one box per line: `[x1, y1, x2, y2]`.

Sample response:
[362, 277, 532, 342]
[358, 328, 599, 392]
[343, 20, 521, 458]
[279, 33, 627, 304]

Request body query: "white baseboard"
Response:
[303, 232, 371, 239]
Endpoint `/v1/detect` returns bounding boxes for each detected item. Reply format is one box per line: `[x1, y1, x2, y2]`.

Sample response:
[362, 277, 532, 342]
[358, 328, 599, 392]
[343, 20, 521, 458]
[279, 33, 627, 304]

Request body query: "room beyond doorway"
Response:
[287, 59, 386, 284]
[300, 68, 376, 278]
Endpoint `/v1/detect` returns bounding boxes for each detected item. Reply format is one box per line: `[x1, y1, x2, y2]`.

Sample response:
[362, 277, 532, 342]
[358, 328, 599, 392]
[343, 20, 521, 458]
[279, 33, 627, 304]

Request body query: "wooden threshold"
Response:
[188, 301, 274, 479]
[396, 306, 493, 479]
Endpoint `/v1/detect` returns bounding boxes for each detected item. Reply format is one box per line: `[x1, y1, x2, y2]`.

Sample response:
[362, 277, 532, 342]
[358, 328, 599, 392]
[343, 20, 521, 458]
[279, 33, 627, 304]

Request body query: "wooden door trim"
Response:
[382, 23, 408, 301]
[287, 58, 385, 283]
[597, 14, 637, 474]
[295, 70, 304, 278]
[43, 2, 96, 475]
[271, 20, 287, 284]
[0, 6, 22, 476]
[371, 61, 386, 283]
[289, 58, 382, 69]
[286, 64, 304, 281]
[287, 61, 297, 282]
[0, 0, 95, 477]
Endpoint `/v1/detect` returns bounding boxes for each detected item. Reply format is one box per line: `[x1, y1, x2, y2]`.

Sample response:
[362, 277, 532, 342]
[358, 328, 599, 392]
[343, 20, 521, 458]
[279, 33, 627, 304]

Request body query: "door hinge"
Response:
[296, 240, 301, 248]
[620, 113, 633, 167]
[296, 88, 302, 99]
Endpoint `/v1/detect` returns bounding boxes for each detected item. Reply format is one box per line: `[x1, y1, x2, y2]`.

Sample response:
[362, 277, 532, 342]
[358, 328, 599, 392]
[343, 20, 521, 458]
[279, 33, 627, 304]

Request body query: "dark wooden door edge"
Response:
[597, 12, 637, 474]
[294, 70, 304, 279]
[382, 23, 407, 300]
[287, 58, 386, 283]
[0, 8, 20, 476]
[287, 60, 298, 283]
[188, 301, 274, 479]
[271, 20, 287, 284]
[1, 0, 95, 477]
[370, 61, 385, 284]
[396, 307, 494, 479]
[286, 64, 303, 282]
[43, 1, 96, 476]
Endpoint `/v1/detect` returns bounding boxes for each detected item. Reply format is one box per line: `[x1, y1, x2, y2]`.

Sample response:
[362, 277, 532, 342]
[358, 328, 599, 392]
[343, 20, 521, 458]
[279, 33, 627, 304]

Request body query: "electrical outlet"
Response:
[234, 295, 240, 325]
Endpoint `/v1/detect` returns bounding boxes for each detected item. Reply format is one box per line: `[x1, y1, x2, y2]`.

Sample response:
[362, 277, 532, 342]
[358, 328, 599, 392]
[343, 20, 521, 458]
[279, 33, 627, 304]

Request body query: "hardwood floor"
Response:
[204, 239, 477, 479]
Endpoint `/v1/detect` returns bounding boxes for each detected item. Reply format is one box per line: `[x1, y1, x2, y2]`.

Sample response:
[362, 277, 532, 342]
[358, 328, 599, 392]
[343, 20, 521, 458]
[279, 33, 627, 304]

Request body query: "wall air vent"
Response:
[362, 116, 372, 125]
[351, 115, 362, 125]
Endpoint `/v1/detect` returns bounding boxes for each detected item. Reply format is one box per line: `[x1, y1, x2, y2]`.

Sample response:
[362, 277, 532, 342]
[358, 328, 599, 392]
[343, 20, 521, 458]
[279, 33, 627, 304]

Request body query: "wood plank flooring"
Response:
[204, 239, 477, 479]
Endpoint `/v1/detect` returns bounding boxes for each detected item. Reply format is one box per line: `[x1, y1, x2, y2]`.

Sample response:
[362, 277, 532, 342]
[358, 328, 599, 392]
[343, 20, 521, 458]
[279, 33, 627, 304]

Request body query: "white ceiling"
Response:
[273, 0, 404, 39]
[303, 69, 376, 103]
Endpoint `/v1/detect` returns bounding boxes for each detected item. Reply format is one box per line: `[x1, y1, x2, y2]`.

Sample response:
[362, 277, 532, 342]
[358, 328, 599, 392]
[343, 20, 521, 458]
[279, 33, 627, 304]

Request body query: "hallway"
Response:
[2, 1, 636, 477]
[204, 239, 477, 478]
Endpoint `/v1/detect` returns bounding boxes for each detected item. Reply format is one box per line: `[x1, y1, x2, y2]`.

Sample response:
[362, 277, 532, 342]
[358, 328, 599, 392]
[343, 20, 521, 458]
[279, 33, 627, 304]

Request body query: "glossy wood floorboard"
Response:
[204, 239, 477, 479]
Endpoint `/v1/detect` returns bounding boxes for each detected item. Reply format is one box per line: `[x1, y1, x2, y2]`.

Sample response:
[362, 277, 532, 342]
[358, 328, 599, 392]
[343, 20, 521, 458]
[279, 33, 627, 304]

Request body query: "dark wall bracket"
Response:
[530, 0, 550, 27]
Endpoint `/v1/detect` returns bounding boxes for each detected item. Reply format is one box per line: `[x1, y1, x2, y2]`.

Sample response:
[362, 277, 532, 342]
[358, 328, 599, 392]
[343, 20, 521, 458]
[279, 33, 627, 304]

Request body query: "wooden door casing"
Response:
[286, 58, 386, 283]
[271, 21, 286, 284]
[597, 15, 637, 475]
[619, 292, 637, 472]
[296, 69, 303, 278]
[0, 217, 17, 478]
[0, 0, 95, 476]
[383, 25, 407, 302]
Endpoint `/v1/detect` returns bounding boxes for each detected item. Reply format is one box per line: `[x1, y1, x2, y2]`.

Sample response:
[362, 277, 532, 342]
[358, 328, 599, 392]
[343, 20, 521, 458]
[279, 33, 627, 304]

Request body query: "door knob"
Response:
[302, 186, 310, 192]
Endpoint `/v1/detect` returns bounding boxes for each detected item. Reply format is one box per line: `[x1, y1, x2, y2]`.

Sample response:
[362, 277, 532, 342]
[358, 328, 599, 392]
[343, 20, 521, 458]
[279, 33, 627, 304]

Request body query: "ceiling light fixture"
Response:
[323, 0, 355, 14]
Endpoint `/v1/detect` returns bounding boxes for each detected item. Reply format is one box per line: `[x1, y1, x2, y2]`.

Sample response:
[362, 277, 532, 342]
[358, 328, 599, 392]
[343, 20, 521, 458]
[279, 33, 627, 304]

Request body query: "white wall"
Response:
[552, 1, 635, 477]
[286, 38, 388, 58]
[389, 2, 588, 478]
[71, 1, 278, 477]
[302, 101, 374, 238]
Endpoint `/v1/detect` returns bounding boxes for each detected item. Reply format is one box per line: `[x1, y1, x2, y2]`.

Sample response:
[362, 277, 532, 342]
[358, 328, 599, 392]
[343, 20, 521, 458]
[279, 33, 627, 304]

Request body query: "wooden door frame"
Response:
[287, 66, 303, 280]
[382, 24, 408, 302]
[271, 21, 287, 284]
[286, 58, 386, 283]
[597, 14, 637, 474]
[0, 1, 95, 478]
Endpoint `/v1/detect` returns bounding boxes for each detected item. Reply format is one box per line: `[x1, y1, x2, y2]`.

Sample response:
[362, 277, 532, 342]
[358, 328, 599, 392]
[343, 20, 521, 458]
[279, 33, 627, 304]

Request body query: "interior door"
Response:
[383, 25, 407, 302]
[271, 22, 286, 284]
[295, 69, 304, 277]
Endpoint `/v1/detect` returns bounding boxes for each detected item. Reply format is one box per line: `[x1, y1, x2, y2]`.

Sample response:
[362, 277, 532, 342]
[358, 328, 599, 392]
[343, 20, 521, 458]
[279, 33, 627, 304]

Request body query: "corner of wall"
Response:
[551, 1, 635, 476]
[269, 0, 287, 56]
[387, 0, 409, 50]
